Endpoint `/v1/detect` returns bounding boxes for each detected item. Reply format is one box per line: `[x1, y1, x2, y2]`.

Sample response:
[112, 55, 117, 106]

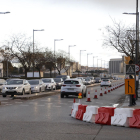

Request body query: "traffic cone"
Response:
[104, 87, 107, 94]
[86, 91, 91, 102]
[93, 90, 98, 99]
[113, 85, 115, 90]
[111, 85, 113, 91]
[71, 98, 76, 115]
[108, 87, 110, 92]
[100, 88, 103, 96]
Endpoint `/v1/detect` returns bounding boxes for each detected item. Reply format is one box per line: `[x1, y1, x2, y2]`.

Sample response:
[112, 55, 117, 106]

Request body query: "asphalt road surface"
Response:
[0, 80, 139, 140]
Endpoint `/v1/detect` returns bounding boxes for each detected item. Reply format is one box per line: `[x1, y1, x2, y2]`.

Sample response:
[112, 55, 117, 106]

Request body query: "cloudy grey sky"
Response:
[0, 0, 138, 68]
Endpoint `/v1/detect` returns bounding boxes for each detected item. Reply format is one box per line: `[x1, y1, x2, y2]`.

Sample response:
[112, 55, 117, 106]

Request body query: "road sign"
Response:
[135, 64, 140, 72]
[126, 65, 135, 75]
[125, 79, 135, 95]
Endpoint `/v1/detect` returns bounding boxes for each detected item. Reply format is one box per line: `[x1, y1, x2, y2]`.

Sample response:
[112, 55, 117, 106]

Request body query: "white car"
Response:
[28, 79, 46, 93]
[42, 78, 56, 91]
[2, 79, 31, 97]
[61, 79, 87, 98]
[84, 78, 92, 85]
[100, 79, 111, 87]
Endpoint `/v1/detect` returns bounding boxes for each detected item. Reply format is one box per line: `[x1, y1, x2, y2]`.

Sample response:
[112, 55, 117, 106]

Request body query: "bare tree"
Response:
[103, 21, 136, 61]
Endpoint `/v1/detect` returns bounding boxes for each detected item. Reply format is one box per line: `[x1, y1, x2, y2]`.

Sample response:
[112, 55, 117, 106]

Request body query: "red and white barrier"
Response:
[71, 98, 76, 114]
[71, 103, 80, 118]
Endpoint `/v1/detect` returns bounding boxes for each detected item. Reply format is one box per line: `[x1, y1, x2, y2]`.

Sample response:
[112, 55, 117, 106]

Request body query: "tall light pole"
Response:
[33, 29, 44, 77]
[87, 53, 92, 75]
[54, 39, 63, 77]
[68, 45, 76, 75]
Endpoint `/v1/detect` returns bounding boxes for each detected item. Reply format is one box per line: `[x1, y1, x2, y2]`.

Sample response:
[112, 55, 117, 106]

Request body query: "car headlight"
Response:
[16, 86, 22, 89]
[3, 87, 6, 90]
[35, 86, 38, 89]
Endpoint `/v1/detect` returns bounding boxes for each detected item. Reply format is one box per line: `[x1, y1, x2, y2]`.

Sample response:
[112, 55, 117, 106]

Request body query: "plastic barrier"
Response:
[71, 103, 80, 118]
[71, 98, 76, 114]
[111, 108, 134, 127]
[95, 107, 115, 125]
[83, 106, 99, 123]
[129, 109, 140, 128]
[76, 104, 87, 120]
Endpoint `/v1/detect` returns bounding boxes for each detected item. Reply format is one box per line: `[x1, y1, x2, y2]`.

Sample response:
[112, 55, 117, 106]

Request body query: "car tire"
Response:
[53, 86, 56, 90]
[3, 95, 7, 97]
[22, 89, 25, 95]
[51, 86, 53, 91]
[29, 89, 31, 94]
[61, 93, 64, 98]
[84, 89, 87, 97]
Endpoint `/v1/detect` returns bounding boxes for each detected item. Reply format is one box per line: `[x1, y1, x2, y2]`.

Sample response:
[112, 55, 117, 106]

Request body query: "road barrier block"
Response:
[83, 106, 99, 123]
[71, 103, 80, 118]
[76, 105, 87, 120]
[111, 108, 134, 127]
[95, 107, 115, 125]
[129, 109, 140, 128]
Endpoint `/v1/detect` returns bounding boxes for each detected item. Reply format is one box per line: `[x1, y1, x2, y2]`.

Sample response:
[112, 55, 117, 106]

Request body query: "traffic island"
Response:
[13, 91, 60, 100]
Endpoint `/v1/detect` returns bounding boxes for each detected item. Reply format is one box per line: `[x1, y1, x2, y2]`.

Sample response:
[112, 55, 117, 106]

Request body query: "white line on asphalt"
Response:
[20, 105, 29, 106]
[5, 104, 12, 105]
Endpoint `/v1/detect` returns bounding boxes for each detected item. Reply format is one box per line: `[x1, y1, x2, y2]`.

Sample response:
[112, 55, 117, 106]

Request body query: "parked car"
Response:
[95, 77, 101, 83]
[41, 78, 56, 91]
[61, 79, 87, 98]
[84, 78, 92, 85]
[53, 78, 63, 89]
[2, 79, 31, 97]
[88, 77, 95, 84]
[0, 79, 6, 92]
[55, 75, 70, 82]
[100, 79, 111, 87]
[76, 77, 85, 84]
[28, 79, 46, 93]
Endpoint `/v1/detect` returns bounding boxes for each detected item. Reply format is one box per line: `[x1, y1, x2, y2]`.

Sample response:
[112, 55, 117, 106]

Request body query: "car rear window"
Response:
[103, 80, 109, 81]
[64, 80, 79, 84]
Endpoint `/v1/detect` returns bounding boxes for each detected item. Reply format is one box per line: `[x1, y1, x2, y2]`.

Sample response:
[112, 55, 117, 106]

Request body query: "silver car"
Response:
[28, 79, 46, 93]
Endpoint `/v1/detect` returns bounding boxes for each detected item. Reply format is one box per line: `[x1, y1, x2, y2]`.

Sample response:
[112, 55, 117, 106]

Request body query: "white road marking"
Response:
[20, 105, 29, 106]
[5, 104, 12, 105]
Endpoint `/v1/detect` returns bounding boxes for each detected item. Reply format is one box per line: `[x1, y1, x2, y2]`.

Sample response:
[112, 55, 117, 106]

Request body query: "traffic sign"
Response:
[126, 65, 135, 75]
[135, 64, 140, 72]
[125, 79, 135, 95]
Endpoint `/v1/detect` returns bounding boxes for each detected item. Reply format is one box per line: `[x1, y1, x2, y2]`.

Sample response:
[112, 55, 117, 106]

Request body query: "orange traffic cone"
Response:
[108, 87, 110, 92]
[93, 90, 98, 99]
[100, 88, 103, 96]
[104, 87, 107, 94]
[86, 91, 91, 102]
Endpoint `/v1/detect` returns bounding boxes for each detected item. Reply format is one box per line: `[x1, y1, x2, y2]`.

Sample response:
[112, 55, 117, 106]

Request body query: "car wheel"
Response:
[53, 86, 56, 90]
[84, 89, 87, 97]
[22, 89, 25, 95]
[3, 95, 7, 97]
[61, 93, 64, 98]
[51, 86, 53, 91]
[29, 89, 31, 94]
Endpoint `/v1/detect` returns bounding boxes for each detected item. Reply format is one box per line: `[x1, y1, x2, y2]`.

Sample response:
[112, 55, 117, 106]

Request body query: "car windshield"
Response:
[28, 80, 39, 85]
[54, 79, 61, 82]
[85, 79, 90, 81]
[7, 80, 23, 85]
[64, 80, 79, 84]
[95, 78, 100, 80]
[42, 79, 51, 83]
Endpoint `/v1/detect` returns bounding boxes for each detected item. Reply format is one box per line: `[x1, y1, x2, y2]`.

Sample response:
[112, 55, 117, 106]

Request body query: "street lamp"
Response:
[54, 39, 63, 77]
[87, 53, 92, 74]
[0, 12, 10, 14]
[33, 29, 44, 77]
[80, 50, 86, 65]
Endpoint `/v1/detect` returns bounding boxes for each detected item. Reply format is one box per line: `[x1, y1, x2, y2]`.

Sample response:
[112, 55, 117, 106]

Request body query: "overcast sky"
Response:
[0, 0, 138, 68]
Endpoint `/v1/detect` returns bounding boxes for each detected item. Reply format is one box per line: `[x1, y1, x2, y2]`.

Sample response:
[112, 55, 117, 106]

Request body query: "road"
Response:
[0, 80, 139, 140]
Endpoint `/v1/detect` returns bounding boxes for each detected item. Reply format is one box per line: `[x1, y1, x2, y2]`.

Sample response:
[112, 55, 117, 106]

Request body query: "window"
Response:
[64, 80, 79, 84]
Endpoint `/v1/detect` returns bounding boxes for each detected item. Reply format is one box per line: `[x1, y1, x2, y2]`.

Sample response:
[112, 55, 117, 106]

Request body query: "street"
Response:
[0, 80, 139, 140]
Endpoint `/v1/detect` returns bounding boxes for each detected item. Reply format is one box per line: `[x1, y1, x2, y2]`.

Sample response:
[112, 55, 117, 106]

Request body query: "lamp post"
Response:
[54, 39, 63, 77]
[87, 53, 92, 75]
[123, 0, 139, 102]
[33, 29, 44, 77]
[68, 45, 76, 75]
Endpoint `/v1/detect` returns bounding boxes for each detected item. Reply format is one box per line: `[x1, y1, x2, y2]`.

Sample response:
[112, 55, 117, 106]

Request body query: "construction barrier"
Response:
[129, 109, 140, 128]
[95, 107, 115, 125]
[71, 103, 80, 118]
[76, 104, 87, 120]
[111, 108, 134, 127]
[83, 106, 99, 123]
[71, 98, 76, 114]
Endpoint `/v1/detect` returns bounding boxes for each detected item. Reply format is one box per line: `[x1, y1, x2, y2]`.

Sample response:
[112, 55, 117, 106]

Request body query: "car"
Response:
[61, 79, 87, 98]
[53, 78, 64, 89]
[2, 79, 31, 97]
[55, 75, 70, 82]
[0, 79, 6, 92]
[41, 78, 56, 91]
[28, 79, 46, 93]
[84, 78, 92, 85]
[88, 77, 95, 84]
[95, 77, 101, 83]
[100, 79, 111, 87]
[76, 77, 85, 84]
